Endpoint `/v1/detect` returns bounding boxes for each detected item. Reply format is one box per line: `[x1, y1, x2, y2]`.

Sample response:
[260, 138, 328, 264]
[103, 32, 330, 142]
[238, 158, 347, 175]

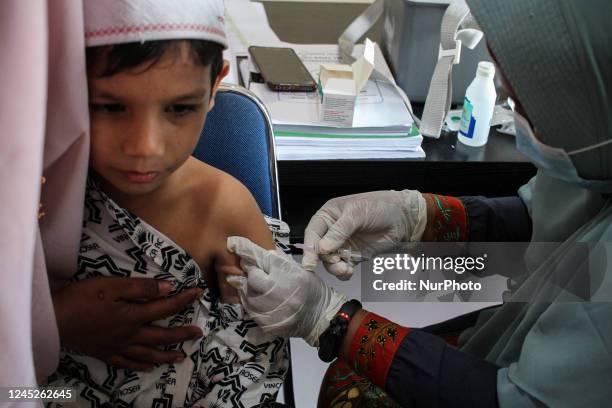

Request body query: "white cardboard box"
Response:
[318, 39, 376, 126]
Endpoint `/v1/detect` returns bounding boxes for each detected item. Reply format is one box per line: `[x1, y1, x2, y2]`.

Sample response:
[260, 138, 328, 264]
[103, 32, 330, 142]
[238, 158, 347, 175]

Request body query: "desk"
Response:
[278, 131, 531, 406]
[260, 2, 536, 240]
[279, 125, 536, 241]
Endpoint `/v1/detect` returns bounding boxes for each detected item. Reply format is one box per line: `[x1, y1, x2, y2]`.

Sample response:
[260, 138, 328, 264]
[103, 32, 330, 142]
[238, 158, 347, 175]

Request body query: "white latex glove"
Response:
[226, 236, 347, 347]
[303, 190, 427, 280]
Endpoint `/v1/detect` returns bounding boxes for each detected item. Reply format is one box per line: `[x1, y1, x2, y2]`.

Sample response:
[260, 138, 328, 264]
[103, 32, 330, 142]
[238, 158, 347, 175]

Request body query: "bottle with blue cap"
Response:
[458, 61, 497, 147]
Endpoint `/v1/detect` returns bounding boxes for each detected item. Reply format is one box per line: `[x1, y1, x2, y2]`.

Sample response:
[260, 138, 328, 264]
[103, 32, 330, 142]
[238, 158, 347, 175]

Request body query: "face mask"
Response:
[514, 112, 612, 193]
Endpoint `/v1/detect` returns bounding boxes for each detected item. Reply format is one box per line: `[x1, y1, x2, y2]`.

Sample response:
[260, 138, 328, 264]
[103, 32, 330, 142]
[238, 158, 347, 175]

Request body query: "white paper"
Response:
[227, 29, 423, 160]
[249, 44, 411, 128]
[276, 146, 425, 160]
[250, 50, 413, 131]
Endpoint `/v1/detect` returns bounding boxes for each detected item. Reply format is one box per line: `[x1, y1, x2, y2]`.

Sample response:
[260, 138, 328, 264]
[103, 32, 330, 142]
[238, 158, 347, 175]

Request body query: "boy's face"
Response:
[88, 42, 227, 197]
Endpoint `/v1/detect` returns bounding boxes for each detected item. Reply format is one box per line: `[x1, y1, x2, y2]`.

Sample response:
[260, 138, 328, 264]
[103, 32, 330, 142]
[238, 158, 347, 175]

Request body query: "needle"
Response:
[290, 243, 369, 263]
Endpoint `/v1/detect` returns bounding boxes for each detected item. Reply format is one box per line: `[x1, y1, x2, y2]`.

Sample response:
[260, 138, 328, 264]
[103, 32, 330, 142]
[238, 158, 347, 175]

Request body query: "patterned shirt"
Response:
[47, 178, 290, 407]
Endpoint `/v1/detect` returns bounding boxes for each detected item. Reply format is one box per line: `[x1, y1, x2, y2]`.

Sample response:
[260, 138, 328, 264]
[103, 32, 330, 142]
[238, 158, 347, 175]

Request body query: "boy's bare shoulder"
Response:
[185, 158, 272, 243]
[187, 158, 255, 216]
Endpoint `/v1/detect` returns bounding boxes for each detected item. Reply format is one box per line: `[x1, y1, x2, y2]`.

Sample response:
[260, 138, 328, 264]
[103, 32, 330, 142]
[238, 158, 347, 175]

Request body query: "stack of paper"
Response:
[224, 2, 424, 160]
[247, 45, 423, 160]
[273, 124, 422, 160]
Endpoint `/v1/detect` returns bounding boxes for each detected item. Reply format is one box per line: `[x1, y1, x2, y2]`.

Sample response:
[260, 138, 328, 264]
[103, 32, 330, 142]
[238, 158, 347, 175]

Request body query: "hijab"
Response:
[461, 1, 612, 405]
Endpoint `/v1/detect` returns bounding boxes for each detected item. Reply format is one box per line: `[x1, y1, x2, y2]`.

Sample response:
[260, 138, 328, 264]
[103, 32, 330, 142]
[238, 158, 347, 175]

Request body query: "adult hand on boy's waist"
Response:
[52, 277, 204, 371]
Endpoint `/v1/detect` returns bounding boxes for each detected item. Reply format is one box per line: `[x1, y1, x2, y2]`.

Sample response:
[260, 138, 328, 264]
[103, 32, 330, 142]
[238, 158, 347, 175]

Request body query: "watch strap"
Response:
[318, 299, 362, 362]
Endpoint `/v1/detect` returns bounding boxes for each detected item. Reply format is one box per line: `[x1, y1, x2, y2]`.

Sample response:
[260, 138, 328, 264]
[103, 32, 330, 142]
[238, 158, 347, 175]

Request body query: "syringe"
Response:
[290, 243, 369, 263]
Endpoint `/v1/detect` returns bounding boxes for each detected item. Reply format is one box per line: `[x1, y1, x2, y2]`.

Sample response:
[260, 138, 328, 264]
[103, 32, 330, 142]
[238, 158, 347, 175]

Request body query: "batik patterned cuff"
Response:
[346, 312, 410, 389]
[431, 195, 468, 241]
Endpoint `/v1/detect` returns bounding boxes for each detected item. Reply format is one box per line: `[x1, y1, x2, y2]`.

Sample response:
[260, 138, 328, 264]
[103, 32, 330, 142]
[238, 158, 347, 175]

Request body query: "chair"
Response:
[193, 83, 281, 219]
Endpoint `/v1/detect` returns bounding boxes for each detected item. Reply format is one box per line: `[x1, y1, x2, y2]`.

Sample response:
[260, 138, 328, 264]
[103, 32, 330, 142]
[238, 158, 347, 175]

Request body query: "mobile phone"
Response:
[249, 46, 317, 92]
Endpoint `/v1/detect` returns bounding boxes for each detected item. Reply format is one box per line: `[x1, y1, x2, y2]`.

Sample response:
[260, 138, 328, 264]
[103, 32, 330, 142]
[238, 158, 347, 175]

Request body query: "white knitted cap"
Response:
[84, 0, 227, 49]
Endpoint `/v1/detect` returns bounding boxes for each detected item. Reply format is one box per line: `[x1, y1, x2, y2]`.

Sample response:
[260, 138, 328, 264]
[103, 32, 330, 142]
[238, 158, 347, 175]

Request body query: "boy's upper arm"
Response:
[216, 177, 275, 250]
[210, 174, 275, 303]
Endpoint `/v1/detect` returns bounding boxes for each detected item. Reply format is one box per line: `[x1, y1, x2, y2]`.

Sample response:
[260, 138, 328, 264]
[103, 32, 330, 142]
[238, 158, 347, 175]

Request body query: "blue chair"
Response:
[194, 83, 281, 219]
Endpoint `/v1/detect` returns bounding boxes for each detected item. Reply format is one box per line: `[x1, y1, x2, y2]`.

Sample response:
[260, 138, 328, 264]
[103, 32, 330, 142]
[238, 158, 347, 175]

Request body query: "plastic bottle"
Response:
[458, 61, 497, 147]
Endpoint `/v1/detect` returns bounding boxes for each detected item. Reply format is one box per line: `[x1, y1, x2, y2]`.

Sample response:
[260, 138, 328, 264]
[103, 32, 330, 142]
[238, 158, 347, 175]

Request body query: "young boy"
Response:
[46, 1, 288, 406]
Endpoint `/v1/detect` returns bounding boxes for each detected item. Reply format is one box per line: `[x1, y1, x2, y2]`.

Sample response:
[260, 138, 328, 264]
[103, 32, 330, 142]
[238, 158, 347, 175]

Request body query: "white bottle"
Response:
[458, 61, 497, 147]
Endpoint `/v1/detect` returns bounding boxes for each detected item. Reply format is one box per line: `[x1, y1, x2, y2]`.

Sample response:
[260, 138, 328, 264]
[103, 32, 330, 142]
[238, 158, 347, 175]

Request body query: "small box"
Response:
[318, 39, 375, 127]
[381, 0, 491, 103]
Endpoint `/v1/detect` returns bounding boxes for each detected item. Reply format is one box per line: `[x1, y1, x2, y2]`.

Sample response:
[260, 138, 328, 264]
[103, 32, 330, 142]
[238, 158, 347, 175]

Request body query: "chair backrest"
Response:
[194, 84, 281, 219]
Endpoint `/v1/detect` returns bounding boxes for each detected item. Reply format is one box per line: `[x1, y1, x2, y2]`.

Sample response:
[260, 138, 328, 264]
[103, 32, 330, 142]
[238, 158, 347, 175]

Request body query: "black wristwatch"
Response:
[318, 299, 362, 362]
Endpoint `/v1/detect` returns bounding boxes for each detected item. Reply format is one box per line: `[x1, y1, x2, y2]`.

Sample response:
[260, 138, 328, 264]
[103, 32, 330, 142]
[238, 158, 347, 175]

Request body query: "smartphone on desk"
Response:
[249, 46, 317, 92]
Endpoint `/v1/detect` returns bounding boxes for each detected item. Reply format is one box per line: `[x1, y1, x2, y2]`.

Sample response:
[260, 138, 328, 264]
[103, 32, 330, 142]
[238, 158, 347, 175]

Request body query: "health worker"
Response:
[227, 0, 612, 406]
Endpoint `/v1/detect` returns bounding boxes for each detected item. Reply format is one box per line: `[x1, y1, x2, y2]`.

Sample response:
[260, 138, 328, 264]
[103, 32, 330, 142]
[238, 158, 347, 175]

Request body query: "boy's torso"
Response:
[48, 160, 289, 407]
[117, 157, 224, 268]
[112, 156, 258, 296]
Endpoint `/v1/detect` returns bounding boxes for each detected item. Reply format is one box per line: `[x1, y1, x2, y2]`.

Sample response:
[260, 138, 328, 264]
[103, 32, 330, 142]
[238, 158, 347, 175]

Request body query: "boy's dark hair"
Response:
[86, 39, 223, 84]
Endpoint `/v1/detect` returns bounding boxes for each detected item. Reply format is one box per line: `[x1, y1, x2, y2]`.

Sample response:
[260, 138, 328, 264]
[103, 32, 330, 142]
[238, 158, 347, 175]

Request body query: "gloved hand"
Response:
[226, 236, 347, 347]
[303, 190, 427, 280]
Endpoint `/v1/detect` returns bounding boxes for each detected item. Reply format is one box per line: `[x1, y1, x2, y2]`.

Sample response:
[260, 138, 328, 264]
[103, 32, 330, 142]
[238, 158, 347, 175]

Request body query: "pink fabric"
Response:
[0, 0, 88, 393]
[40, 0, 89, 289]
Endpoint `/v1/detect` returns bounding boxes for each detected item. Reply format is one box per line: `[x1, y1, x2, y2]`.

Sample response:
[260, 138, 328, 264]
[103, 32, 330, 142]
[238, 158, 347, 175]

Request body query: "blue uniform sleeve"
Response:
[345, 310, 500, 408]
[385, 330, 499, 408]
[461, 196, 532, 241]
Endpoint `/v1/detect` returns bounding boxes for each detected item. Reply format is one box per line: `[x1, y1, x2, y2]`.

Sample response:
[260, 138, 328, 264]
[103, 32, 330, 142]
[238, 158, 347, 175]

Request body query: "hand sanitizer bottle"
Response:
[458, 62, 497, 147]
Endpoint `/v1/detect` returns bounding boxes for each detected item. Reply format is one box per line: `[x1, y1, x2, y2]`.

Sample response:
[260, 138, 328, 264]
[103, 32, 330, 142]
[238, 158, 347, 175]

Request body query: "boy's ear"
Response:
[207, 60, 230, 112]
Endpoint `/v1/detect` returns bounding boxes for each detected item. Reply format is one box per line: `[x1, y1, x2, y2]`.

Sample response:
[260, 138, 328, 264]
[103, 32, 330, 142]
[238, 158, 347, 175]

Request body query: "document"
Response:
[225, 4, 424, 160]
[249, 44, 411, 129]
